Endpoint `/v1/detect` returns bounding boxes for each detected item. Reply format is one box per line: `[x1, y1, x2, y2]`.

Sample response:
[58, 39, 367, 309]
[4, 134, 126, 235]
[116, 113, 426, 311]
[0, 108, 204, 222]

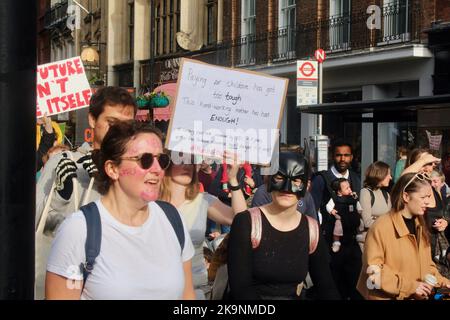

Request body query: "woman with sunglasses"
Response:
[46, 121, 196, 299]
[357, 172, 450, 300]
[160, 152, 247, 299]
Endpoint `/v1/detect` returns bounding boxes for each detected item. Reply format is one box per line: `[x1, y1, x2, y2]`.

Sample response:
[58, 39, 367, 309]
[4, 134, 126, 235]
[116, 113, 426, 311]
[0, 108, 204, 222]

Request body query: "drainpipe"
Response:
[149, 0, 155, 91]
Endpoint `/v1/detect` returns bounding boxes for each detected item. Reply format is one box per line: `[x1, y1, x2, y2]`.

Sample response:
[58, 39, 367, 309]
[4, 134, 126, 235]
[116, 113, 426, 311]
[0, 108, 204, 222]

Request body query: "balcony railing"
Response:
[142, 2, 422, 86]
[44, 1, 69, 30]
[218, 2, 421, 67]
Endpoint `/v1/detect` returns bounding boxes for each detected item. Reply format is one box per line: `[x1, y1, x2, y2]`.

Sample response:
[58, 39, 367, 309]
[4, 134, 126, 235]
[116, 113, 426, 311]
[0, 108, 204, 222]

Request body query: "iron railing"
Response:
[44, 0, 69, 30]
[216, 1, 422, 67]
[143, 2, 422, 86]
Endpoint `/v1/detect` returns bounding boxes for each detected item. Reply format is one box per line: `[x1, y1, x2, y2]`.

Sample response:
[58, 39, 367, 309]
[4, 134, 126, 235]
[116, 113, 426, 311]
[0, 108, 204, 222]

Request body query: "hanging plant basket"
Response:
[136, 98, 150, 108]
[150, 95, 170, 108]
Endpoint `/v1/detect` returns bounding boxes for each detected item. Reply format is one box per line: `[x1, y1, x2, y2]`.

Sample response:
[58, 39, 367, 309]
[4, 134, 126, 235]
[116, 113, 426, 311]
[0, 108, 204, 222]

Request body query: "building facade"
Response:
[38, 0, 51, 65]
[215, 0, 450, 179]
[43, 0, 109, 146]
[103, 1, 450, 181]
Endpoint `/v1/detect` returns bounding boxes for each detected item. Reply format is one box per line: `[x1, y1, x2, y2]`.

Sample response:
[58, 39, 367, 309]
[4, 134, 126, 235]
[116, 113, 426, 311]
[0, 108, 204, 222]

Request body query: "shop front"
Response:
[299, 94, 450, 185]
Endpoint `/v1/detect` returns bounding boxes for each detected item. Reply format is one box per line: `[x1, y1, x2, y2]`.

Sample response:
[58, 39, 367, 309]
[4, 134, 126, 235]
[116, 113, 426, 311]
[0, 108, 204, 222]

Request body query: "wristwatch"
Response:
[228, 183, 241, 191]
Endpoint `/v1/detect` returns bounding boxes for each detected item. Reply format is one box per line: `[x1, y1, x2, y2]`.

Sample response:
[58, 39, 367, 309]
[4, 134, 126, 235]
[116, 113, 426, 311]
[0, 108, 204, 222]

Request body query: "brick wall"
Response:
[223, 0, 232, 42]
[436, 0, 450, 22]
[298, 0, 317, 25]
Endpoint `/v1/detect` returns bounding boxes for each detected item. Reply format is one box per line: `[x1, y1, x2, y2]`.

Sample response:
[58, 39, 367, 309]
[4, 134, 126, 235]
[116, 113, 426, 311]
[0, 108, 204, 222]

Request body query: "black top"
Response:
[426, 188, 446, 233]
[228, 210, 340, 300]
[402, 215, 417, 237]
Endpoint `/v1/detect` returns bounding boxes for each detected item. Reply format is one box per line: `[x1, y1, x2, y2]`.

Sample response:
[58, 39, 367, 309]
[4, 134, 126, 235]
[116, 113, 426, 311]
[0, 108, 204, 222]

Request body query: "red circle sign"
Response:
[315, 49, 326, 63]
[299, 62, 316, 77]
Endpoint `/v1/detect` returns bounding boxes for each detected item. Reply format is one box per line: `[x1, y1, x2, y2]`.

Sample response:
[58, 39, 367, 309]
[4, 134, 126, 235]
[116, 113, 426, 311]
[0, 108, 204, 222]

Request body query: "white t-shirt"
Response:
[47, 200, 195, 300]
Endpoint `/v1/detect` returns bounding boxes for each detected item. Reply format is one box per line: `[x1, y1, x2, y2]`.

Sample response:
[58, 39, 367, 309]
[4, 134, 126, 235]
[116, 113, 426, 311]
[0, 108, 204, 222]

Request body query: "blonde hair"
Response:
[160, 164, 200, 202]
[430, 170, 445, 182]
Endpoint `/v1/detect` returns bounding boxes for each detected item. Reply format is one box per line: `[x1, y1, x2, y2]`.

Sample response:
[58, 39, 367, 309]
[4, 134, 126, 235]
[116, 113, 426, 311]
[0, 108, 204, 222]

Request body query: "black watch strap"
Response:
[228, 183, 241, 191]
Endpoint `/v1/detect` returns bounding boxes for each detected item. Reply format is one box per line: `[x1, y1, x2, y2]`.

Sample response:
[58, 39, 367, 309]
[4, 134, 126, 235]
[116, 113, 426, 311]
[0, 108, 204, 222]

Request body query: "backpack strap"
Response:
[305, 215, 319, 254]
[318, 171, 335, 197]
[249, 207, 262, 249]
[156, 200, 185, 252]
[367, 188, 375, 207]
[249, 207, 319, 254]
[367, 188, 389, 207]
[381, 189, 390, 205]
[79, 202, 102, 285]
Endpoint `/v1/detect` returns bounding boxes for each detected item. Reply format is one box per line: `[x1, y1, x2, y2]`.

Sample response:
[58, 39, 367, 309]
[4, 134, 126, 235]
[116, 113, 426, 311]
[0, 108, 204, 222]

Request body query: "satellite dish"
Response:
[176, 31, 202, 51]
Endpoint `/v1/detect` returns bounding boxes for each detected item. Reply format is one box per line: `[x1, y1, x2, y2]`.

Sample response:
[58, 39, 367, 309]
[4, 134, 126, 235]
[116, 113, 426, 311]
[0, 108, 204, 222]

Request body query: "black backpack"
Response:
[79, 201, 185, 285]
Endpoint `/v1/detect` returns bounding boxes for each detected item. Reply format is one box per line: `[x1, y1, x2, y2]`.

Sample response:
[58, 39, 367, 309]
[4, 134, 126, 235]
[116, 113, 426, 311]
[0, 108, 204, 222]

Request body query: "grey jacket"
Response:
[35, 142, 101, 236]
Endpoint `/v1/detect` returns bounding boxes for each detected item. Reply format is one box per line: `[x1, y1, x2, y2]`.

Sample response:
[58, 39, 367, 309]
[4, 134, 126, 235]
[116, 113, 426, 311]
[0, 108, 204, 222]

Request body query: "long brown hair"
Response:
[160, 164, 200, 202]
[390, 172, 431, 244]
[363, 161, 390, 190]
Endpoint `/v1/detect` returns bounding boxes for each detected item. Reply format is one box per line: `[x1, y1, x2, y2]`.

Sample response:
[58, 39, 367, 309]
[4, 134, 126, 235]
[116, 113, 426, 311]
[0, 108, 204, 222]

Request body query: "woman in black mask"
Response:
[227, 152, 340, 300]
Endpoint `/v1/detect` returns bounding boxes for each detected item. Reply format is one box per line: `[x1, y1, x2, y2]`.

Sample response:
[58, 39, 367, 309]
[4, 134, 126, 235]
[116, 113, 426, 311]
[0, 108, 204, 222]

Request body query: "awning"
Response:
[298, 94, 450, 114]
[153, 83, 177, 121]
[135, 110, 149, 121]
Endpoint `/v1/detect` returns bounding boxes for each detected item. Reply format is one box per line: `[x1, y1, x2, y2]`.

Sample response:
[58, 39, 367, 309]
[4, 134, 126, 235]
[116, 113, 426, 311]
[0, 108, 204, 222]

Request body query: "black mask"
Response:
[268, 152, 310, 197]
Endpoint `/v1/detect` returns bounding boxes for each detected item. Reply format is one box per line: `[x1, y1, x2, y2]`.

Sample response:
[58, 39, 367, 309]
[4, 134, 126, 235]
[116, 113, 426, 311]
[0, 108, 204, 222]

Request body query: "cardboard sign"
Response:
[166, 58, 288, 165]
[36, 57, 92, 118]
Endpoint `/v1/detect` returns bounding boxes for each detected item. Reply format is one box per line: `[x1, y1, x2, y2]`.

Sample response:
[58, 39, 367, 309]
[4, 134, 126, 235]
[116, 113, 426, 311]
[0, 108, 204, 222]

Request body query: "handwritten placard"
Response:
[166, 59, 288, 165]
[36, 57, 92, 118]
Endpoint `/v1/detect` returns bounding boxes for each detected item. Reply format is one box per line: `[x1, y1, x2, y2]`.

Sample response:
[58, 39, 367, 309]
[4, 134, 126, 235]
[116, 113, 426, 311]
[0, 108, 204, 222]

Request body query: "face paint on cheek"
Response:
[119, 168, 137, 177]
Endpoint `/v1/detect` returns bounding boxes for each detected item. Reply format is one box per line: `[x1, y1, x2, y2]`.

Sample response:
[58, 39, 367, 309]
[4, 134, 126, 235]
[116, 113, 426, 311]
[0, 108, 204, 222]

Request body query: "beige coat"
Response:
[357, 210, 450, 300]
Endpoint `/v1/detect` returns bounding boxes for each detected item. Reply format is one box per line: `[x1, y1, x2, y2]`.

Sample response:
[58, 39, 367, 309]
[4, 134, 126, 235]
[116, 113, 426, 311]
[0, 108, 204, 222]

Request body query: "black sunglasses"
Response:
[121, 153, 171, 170]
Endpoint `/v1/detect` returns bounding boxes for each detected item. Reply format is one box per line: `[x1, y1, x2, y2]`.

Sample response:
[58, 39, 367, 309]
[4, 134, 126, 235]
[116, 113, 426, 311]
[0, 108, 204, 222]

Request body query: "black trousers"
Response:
[330, 241, 363, 300]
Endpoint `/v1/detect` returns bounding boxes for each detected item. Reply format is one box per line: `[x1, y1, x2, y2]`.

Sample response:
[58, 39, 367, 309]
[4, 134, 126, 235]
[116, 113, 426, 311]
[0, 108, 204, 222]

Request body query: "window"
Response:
[128, 1, 134, 61]
[329, 0, 351, 51]
[154, 0, 181, 56]
[206, 0, 218, 45]
[240, 0, 256, 65]
[382, 0, 410, 42]
[278, 0, 296, 59]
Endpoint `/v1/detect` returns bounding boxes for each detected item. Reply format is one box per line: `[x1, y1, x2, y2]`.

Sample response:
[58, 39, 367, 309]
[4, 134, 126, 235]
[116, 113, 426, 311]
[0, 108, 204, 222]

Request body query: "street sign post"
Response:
[310, 49, 328, 172]
[296, 60, 318, 106]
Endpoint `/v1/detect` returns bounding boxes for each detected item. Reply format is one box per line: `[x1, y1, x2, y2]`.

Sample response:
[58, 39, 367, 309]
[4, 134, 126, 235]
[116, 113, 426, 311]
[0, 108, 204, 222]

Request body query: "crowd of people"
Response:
[35, 86, 450, 300]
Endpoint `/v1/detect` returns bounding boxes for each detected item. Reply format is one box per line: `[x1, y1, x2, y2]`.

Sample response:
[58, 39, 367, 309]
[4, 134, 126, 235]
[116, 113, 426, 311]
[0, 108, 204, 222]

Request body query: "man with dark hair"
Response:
[310, 140, 362, 300]
[35, 87, 137, 299]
